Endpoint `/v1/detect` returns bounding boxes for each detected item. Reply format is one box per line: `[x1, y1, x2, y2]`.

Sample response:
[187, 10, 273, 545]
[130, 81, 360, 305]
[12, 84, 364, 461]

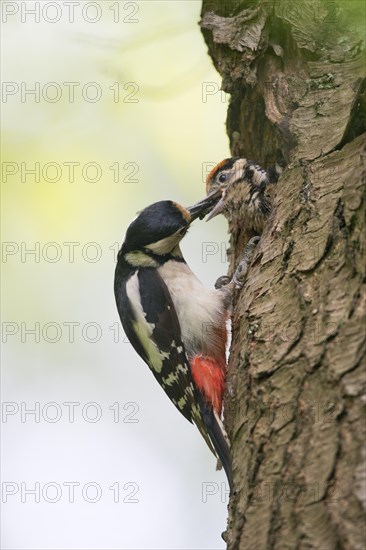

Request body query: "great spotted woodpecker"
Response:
[114, 196, 258, 491]
[205, 156, 285, 232]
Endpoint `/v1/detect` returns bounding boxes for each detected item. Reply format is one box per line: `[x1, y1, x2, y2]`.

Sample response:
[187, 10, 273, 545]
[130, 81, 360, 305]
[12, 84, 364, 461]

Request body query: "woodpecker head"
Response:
[204, 157, 271, 230]
[121, 194, 221, 261]
[206, 157, 243, 195]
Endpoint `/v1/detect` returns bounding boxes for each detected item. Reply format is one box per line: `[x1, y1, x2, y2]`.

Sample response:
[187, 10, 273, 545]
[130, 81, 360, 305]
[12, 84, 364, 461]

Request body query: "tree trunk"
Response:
[200, 1, 365, 548]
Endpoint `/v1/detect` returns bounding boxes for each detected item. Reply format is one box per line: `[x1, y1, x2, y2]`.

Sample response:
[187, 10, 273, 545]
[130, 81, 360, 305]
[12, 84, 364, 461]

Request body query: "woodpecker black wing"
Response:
[114, 263, 216, 453]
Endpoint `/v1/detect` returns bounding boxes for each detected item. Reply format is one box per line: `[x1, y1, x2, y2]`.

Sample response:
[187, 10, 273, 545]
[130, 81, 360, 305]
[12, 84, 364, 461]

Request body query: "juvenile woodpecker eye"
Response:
[218, 173, 227, 183]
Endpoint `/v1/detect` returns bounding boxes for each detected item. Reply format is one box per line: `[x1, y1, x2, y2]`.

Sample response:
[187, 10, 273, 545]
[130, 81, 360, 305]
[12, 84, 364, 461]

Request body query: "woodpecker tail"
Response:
[190, 355, 232, 491]
[194, 394, 233, 492]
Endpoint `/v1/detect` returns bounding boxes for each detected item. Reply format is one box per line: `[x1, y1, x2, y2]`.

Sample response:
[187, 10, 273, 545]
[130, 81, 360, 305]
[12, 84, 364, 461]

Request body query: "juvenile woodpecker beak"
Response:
[186, 189, 223, 222]
[205, 195, 225, 221]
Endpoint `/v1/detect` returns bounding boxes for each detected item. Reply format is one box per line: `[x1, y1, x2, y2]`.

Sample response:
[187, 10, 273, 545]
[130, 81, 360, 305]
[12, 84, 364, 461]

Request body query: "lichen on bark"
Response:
[200, 1, 366, 548]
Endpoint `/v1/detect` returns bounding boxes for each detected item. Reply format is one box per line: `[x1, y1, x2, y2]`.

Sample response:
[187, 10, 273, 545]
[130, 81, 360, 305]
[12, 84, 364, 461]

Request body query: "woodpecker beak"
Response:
[186, 189, 223, 222]
[205, 195, 225, 221]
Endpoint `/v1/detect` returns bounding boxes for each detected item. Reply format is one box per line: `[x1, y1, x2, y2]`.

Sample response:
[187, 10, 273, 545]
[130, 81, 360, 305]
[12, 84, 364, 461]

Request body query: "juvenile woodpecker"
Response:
[114, 196, 257, 491]
[205, 157, 285, 232]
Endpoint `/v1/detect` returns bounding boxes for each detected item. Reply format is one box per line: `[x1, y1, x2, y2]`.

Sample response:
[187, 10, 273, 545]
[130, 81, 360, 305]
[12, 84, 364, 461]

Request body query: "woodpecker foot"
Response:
[232, 236, 260, 289]
[215, 275, 231, 289]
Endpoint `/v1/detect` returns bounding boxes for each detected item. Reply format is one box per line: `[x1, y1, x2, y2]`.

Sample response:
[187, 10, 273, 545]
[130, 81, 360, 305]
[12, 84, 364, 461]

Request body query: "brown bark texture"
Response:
[200, 1, 365, 549]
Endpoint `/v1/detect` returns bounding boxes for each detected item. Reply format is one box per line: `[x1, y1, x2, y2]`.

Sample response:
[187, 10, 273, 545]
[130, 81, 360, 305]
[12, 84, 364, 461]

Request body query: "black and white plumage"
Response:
[114, 199, 233, 490]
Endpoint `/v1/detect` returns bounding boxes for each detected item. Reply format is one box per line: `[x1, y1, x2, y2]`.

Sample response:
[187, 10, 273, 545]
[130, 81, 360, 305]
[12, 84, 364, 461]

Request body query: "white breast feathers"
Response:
[158, 260, 226, 358]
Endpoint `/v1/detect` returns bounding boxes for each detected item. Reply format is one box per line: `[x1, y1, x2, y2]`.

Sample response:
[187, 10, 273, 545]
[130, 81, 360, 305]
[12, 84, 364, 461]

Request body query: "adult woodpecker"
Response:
[114, 195, 258, 491]
[205, 156, 285, 232]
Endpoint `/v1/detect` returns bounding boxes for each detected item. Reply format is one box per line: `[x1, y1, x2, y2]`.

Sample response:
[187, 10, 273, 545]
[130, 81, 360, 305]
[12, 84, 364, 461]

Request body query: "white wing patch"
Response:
[125, 272, 169, 373]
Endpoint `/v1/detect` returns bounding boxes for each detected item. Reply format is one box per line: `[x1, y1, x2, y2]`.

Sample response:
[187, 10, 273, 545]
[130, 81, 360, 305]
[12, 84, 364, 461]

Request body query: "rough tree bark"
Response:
[200, 1, 365, 548]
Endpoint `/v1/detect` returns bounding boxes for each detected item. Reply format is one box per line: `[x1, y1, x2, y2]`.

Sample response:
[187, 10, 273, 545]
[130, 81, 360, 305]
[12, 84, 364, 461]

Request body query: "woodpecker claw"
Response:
[233, 236, 260, 289]
[215, 275, 231, 289]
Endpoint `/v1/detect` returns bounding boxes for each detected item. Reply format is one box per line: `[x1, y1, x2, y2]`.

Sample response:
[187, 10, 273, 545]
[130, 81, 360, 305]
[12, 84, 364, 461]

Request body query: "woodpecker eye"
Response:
[218, 173, 227, 183]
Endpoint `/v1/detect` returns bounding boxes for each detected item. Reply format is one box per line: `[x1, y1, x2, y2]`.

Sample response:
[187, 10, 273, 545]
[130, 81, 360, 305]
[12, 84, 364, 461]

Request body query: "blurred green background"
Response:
[2, 1, 231, 549]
